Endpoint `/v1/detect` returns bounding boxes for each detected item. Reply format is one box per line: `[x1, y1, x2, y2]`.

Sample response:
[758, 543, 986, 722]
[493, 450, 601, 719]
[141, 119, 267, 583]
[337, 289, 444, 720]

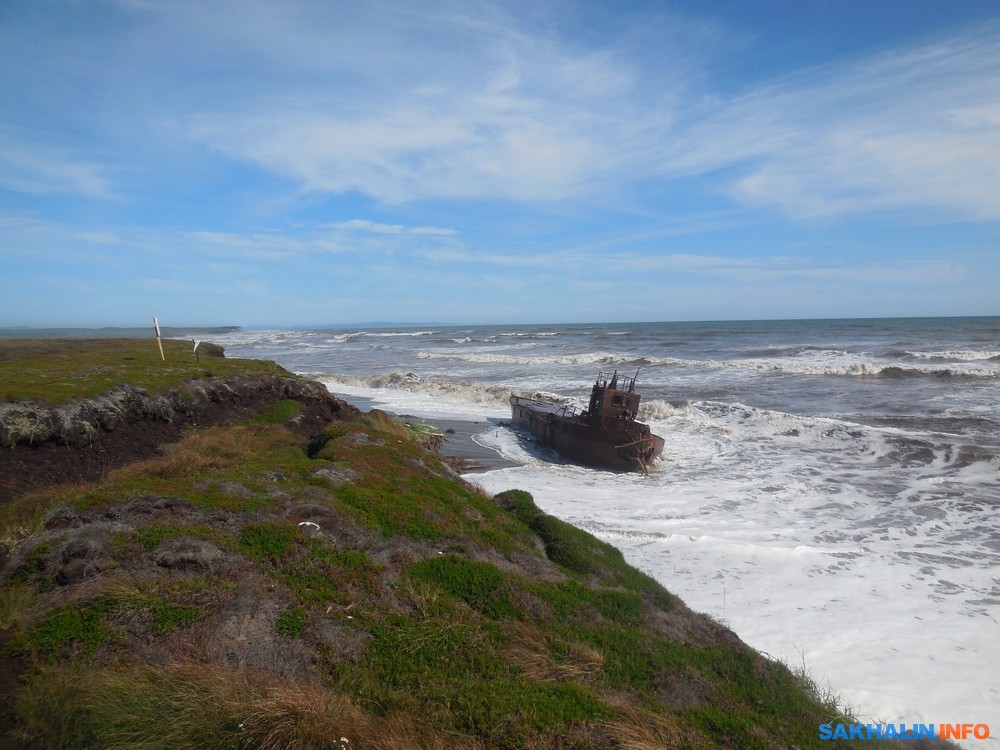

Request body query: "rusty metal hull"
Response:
[509, 395, 664, 472]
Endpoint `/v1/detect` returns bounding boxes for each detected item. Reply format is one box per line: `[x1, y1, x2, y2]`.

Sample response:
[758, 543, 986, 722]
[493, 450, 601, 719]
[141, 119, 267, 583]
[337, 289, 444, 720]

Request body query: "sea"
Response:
[210, 317, 999, 743]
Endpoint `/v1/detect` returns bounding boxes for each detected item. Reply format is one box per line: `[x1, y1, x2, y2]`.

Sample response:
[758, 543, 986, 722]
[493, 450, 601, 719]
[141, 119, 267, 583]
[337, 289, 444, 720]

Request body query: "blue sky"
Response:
[2, 0, 998, 327]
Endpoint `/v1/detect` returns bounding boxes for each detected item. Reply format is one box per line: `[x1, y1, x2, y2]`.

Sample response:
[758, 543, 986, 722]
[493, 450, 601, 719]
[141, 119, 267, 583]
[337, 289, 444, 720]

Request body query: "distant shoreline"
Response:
[0, 326, 242, 339]
[3, 315, 999, 340]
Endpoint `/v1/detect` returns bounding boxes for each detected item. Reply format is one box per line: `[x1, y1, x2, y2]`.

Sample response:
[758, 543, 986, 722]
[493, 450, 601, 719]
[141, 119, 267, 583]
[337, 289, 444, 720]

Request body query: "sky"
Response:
[1, 0, 999, 327]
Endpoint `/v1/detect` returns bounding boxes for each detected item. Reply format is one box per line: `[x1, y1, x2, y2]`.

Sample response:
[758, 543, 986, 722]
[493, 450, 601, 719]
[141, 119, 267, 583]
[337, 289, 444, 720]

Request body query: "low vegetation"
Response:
[0, 337, 285, 404]
[0, 339, 941, 748]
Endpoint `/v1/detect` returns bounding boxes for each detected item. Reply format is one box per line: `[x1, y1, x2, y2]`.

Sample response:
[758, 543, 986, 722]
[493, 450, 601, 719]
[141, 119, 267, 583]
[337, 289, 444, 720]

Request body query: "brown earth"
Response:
[0, 375, 361, 505]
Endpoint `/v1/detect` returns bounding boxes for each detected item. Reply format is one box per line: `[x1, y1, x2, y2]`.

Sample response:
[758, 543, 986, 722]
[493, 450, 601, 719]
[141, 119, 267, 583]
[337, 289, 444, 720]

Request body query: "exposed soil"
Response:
[0, 375, 361, 505]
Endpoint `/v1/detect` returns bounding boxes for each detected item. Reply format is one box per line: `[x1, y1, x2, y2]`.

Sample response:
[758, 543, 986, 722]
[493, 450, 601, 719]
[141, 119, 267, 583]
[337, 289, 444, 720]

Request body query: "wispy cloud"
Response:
[328, 219, 456, 236]
[8, 1, 996, 222]
[188, 231, 305, 260]
[167, 2, 673, 204]
[0, 140, 114, 199]
[2, 1, 997, 324]
[418, 244, 965, 288]
[656, 28, 1000, 220]
[172, 10, 999, 222]
[183, 95, 610, 205]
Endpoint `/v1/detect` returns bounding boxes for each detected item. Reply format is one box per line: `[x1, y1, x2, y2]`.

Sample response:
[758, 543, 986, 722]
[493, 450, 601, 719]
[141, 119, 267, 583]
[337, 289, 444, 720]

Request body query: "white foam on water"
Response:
[462, 406, 999, 747]
[413, 347, 1000, 380]
[907, 349, 1000, 362]
[319, 376, 508, 421]
[362, 330, 438, 337]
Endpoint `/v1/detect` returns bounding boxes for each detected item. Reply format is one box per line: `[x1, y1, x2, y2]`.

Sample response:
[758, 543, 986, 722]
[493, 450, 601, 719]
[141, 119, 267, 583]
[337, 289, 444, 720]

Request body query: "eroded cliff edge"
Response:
[0, 374, 360, 503]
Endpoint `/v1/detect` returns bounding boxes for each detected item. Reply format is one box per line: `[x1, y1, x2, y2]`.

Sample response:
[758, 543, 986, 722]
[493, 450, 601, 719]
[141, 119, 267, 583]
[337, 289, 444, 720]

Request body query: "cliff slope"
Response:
[0, 339, 952, 749]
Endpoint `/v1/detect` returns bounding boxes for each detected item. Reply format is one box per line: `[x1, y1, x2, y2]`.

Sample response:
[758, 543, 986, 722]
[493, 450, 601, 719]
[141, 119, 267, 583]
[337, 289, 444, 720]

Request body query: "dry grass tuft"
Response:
[0, 481, 91, 543]
[359, 409, 410, 439]
[0, 582, 37, 630]
[603, 704, 686, 750]
[358, 713, 488, 750]
[112, 424, 282, 480]
[399, 578, 443, 617]
[15, 660, 487, 750]
[501, 622, 604, 684]
[241, 681, 355, 750]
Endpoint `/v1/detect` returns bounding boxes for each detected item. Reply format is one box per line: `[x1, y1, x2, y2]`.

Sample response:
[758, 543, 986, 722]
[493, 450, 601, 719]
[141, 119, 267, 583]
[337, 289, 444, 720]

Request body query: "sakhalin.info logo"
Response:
[818, 723, 991, 741]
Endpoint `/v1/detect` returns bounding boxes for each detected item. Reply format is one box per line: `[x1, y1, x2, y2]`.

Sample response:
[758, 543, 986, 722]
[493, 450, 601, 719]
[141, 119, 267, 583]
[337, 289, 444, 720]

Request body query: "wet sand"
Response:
[336, 393, 519, 472]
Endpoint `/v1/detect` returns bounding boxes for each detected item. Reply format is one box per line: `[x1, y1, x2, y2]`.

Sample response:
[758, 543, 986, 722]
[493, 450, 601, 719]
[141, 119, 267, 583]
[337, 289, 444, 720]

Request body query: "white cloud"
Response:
[171, 10, 1000, 221]
[166, 1, 667, 204]
[328, 219, 456, 236]
[657, 28, 1000, 220]
[5, 0, 998, 231]
[185, 100, 607, 204]
[0, 142, 114, 199]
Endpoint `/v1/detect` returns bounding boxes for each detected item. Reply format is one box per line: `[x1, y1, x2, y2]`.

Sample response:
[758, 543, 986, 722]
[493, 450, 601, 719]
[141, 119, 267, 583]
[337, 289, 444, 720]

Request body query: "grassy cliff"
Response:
[0, 339, 940, 749]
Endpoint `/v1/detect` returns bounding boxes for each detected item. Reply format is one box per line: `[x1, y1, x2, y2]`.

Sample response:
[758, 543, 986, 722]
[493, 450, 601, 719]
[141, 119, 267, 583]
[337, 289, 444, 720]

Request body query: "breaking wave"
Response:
[638, 399, 689, 421]
[321, 371, 513, 407]
[904, 349, 1000, 362]
[414, 348, 999, 380]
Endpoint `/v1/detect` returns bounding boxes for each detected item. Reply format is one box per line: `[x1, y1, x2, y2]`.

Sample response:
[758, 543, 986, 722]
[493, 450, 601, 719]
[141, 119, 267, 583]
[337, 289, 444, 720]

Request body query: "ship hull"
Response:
[509, 396, 664, 472]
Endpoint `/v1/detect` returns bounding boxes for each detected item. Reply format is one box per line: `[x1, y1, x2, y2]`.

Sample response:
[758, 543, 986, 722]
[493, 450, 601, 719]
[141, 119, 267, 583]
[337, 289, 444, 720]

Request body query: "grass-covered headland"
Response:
[0, 339, 950, 749]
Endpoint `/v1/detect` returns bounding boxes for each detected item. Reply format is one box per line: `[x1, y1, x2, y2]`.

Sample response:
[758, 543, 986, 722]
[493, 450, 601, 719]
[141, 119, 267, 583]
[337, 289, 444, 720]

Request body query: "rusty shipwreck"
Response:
[509, 371, 665, 472]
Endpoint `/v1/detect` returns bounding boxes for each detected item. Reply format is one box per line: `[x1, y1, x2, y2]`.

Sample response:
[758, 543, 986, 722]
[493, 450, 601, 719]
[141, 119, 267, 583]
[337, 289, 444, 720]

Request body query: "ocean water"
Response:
[212, 318, 1000, 743]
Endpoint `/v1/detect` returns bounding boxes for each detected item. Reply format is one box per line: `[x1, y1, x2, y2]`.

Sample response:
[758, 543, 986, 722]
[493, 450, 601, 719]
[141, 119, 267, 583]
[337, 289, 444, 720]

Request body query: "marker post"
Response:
[153, 316, 165, 361]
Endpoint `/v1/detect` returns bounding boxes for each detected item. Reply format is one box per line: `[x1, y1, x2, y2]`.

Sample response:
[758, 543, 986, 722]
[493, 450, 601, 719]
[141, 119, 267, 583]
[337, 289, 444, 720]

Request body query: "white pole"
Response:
[153, 316, 165, 361]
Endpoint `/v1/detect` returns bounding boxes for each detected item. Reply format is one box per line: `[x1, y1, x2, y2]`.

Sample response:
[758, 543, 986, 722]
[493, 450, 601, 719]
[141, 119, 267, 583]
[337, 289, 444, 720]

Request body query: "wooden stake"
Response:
[153, 316, 165, 361]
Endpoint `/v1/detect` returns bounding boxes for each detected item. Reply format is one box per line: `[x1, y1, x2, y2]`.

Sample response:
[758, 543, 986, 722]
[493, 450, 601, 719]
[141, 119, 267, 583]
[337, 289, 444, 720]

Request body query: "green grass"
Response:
[7, 539, 54, 586]
[9, 576, 221, 661]
[250, 398, 305, 425]
[146, 599, 203, 634]
[0, 344, 891, 750]
[240, 521, 299, 566]
[444, 678, 608, 745]
[0, 338, 289, 404]
[496, 489, 678, 612]
[282, 542, 381, 606]
[14, 599, 117, 658]
[276, 605, 306, 637]
[120, 521, 237, 554]
[409, 555, 520, 620]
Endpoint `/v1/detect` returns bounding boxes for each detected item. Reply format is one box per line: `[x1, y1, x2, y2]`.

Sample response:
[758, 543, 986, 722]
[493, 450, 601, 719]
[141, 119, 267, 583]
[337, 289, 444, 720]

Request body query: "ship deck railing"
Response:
[595, 370, 638, 393]
[511, 395, 581, 419]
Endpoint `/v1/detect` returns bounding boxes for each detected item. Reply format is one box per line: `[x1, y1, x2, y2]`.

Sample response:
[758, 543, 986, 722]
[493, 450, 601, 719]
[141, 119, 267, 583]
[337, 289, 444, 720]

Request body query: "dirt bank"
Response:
[0, 375, 360, 503]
